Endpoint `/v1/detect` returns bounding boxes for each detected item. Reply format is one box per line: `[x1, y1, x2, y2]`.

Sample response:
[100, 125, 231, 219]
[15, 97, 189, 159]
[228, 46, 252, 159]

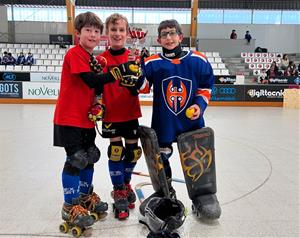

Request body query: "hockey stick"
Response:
[133, 171, 185, 184]
[134, 182, 152, 203]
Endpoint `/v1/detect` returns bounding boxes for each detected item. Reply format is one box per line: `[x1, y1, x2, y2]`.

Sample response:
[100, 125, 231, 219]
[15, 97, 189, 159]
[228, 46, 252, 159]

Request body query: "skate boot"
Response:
[59, 198, 94, 237]
[192, 194, 221, 220]
[125, 183, 136, 209]
[112, 185, 129, 220]
[80, 185, 108, 221]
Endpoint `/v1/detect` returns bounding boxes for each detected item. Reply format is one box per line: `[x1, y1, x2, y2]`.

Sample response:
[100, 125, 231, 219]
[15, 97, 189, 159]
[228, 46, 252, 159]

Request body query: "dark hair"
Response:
[158, 19, 182, 37]
[74, 11, 103, 34]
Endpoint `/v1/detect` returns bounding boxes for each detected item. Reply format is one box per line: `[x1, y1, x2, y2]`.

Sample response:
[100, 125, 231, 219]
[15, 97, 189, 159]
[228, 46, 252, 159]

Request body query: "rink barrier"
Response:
[1, 81, 299, 106]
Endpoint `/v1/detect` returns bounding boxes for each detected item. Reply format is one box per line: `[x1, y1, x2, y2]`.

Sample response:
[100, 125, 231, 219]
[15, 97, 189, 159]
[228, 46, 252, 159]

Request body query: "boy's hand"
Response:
[186, 104, 201, 120]
[89, 55, 107, 74]
[110, 61, 142, 87]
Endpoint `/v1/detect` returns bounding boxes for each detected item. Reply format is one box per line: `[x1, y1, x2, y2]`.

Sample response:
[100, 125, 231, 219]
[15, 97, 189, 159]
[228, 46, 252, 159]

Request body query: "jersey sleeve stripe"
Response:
[196, 88, 211, 104]
[144, 54, 161, 65]
[191, 50, 207, 63]
[139, 78, 150, 93]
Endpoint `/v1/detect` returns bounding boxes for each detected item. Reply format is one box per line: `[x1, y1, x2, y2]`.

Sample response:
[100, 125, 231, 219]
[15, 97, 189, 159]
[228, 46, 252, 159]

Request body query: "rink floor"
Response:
[0, 104, 299, 238]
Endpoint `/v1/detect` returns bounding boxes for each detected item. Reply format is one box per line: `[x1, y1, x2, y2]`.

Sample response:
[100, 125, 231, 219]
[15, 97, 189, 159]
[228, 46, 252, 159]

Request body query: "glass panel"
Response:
[224, 10, 252, 24]
[253, 10, 281, 24]
[198, 9, 223, 23]
[282, 11, 300, 24]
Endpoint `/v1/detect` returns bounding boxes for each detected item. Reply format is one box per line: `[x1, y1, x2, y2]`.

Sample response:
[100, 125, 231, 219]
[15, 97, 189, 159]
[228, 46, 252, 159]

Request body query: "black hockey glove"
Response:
[110, 61, 142, 87]
[89, 55, 107, 73]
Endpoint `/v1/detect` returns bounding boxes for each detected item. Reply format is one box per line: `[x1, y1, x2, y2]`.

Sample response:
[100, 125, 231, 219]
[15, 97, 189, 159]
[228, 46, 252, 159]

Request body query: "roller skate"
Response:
[59, 198, 94, 237]
[80, 185, 108, 221]
[191, 194, 221, 220]
[125, 183, 136, 209]
[111, 185, 129, 220]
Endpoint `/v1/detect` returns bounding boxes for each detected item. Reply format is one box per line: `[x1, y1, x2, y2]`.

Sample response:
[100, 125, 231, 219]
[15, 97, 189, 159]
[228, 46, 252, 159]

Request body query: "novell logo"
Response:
[23, 82, 60, 99]
[247, 89, 284, 98]
[27, 85, 58, 96]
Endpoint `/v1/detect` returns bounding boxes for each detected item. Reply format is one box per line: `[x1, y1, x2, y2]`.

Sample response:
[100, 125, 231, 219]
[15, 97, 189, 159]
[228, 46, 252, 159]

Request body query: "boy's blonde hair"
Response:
[74, 12, 104, 34]
[105, 13, 129, 32]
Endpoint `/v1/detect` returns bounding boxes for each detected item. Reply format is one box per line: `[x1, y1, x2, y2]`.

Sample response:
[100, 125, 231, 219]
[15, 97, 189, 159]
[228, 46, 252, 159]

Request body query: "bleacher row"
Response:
[0, 64, 62, 72]
[241, 51, 282, 76]
[0, 43, 229, 75]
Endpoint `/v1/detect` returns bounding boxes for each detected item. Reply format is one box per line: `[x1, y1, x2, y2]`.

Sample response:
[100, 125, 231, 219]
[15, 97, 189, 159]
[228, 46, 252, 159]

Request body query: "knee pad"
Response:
[107, 143, 124, 162]
[86, 145, 100, 164]
[66, 149, 89, 170]
[124, 145, 142, 163]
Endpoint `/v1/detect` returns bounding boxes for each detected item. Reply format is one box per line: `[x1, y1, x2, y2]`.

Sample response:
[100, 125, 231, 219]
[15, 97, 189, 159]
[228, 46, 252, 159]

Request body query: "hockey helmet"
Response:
[144, 197, 186, 233]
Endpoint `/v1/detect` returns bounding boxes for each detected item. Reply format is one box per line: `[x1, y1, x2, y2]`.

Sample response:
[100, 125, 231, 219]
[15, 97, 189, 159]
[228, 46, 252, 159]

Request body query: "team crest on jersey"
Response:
[162, 76, 192, 116]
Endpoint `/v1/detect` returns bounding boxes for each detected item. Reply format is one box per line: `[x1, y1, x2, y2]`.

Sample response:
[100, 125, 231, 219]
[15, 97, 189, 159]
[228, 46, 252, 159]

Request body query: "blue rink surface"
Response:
[0, 104, 299, 238]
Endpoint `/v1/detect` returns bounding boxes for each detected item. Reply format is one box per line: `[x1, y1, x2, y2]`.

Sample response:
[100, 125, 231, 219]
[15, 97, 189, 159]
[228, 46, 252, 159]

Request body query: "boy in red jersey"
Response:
[95, 13, 142, 220]
[53, 12, 117, 230]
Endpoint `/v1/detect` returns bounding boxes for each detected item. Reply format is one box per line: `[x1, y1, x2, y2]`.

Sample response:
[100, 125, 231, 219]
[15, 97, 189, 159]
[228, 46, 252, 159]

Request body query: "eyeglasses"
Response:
[160, 30, 178, 39]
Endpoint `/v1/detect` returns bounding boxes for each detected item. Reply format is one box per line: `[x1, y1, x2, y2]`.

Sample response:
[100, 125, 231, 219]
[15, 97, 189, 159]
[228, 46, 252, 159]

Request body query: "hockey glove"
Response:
[88, 103, 105, 122]
[110, 61, 142, 87]
[89, 55, 107, 74]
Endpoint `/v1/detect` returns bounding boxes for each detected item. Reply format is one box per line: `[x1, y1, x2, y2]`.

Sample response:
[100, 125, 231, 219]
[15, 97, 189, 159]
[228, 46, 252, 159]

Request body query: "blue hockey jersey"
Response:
[141, 50, 214, 144]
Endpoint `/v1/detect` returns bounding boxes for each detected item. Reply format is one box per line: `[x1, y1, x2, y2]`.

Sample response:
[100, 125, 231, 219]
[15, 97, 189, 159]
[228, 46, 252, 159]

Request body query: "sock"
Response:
[123, 143, 137, 184]
[79, 164, 94, 194]
[62, 172, 80, 204]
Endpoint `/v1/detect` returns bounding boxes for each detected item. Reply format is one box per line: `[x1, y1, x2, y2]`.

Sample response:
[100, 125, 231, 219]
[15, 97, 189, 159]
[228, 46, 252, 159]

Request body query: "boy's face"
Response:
[157, 27, 183, 50]
[76, 25, 101, 53]
[106, 19, 128, 50]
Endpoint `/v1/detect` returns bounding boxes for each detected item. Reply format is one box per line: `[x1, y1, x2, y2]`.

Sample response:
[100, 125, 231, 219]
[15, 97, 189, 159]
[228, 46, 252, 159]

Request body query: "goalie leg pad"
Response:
[66, 149, 89, 170]
[177, 127, 217, 200]
[86, 145, 101, 164]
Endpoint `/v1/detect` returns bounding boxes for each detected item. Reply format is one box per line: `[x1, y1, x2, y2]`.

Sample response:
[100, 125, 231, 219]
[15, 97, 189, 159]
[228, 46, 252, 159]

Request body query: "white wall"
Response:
[0, 5, 299, 54]
[196, 23, 300, 54]
[0, 6, 8, 42]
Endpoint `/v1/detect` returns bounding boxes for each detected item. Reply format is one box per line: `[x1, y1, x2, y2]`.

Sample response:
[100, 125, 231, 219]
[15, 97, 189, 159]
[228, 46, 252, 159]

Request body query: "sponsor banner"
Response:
[215, 75, 236, 84]
[49, 34, 72, 45]
[30, 72, 61, 82]
[268, 76, 300, 85]
[0, 82, 22, 98]
[0, 72, 30, 82]
[22, 82, 60, 99]
[245, 85, 289, 102]
[211, 85, 244, 101]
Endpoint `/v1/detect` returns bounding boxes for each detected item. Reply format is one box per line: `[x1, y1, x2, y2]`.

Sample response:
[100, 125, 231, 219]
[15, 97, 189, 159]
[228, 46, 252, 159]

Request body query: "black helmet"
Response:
[144, 197, 186, 233]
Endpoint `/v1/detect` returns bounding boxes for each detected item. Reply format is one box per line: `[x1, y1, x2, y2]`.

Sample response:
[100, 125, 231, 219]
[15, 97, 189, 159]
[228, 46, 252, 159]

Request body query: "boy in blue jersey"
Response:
[139, 19, 221, 222]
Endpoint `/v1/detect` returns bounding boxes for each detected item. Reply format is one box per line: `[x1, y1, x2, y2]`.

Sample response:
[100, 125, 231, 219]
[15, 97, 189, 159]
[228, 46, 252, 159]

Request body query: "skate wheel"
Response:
[128, 203, 135, 209]
[90, 212, 99, 222]
[59, 222, 69, 233]
[118, 211, 129, 220]
[71, 226, 82, 237]
[98, 211, 108, 220]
